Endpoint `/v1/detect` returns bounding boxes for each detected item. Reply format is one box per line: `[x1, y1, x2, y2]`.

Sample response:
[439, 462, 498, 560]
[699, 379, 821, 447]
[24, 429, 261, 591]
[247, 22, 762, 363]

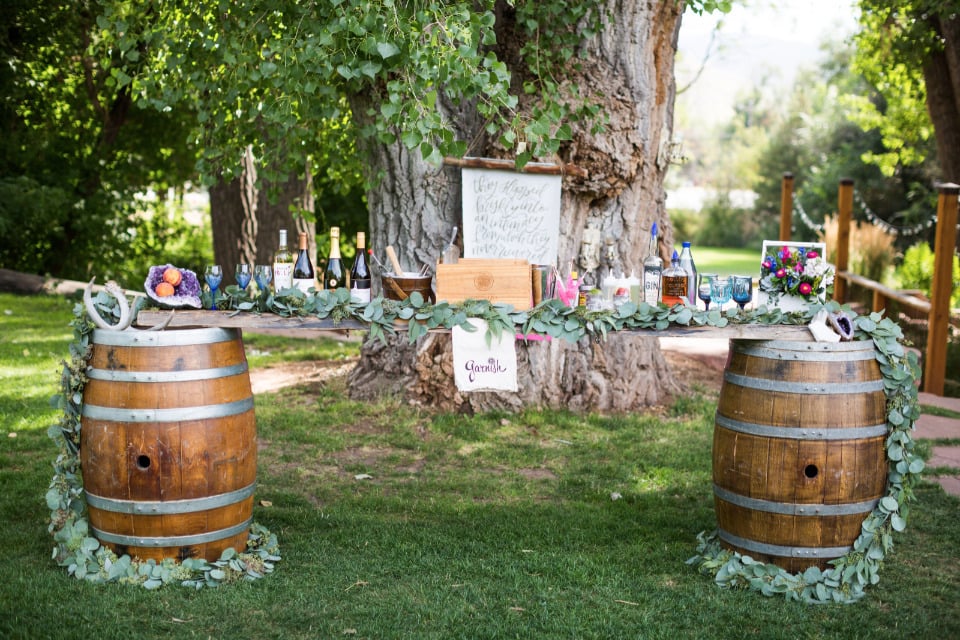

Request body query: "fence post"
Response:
[779, 172, 794, 241]
[834, 178, 854, 303]
[924, 182, 959, 395]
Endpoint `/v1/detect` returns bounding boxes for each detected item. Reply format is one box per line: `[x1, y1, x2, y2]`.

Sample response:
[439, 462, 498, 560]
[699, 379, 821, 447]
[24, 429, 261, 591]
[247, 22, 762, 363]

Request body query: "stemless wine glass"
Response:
[711, 276, 732, 311]
[698, 273, 717, 311]
[204, 264, 223, 309]
[254, 264, 273, 294]
[235, 263, 253, 292]
[731, 275, 753, 311]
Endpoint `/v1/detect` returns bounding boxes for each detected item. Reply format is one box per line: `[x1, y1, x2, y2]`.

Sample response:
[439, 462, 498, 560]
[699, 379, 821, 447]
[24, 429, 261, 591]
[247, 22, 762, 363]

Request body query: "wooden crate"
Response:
[435, 259, 532, 309]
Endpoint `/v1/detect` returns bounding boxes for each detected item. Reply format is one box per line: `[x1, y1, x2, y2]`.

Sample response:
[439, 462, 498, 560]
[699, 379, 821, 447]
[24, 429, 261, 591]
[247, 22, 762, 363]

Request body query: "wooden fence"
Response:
[779, 174, 959, 396]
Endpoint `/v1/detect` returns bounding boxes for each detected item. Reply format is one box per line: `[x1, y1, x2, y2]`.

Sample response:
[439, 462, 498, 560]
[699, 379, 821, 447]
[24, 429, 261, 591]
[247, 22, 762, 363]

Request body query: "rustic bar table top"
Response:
[136, 309, 816, 341]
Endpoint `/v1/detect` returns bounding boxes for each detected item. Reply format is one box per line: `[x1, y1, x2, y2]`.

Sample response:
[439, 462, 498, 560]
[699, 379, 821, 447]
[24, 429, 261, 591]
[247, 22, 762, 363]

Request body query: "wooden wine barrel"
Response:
[713, 339, 888, 573]
[80, 327, 256, 562]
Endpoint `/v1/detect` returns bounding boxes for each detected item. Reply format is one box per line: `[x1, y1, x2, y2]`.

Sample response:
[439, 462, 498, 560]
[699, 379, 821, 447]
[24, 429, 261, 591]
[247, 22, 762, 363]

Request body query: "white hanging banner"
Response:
[461, 166, 561, 265]
[451, 319, 518, 393]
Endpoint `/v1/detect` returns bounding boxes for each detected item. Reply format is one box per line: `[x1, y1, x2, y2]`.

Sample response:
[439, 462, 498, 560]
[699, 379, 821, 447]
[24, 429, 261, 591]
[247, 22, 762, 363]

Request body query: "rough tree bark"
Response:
[348, 1, 686, 413]
[209, 146, 316, 270]
[923, 13, 960, 183]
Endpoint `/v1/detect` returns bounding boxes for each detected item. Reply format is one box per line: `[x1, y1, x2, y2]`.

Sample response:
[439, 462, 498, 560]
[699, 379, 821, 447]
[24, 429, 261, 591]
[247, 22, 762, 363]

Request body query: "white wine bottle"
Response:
[642, 222, 662, 305]
[292, 231, 315, 294]
[324, 226, 345, 290]
[273, 229, 294, 292]
[349, 231, 371, 303]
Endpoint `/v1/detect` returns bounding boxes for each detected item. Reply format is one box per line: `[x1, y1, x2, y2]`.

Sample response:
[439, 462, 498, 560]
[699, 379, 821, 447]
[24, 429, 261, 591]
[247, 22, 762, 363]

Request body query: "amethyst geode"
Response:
[143, 264, 202, 309]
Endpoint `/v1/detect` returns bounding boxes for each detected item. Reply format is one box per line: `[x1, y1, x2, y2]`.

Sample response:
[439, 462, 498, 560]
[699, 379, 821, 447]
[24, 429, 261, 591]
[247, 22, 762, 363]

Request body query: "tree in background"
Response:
[851, 1, 959, 183]
[0, 0, 199, 281]
[752, 40, 939, 253]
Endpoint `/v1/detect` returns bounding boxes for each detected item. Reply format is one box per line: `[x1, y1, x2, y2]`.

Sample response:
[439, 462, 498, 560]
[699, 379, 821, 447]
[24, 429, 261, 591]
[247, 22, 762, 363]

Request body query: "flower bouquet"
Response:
[758, 242, 834, 311]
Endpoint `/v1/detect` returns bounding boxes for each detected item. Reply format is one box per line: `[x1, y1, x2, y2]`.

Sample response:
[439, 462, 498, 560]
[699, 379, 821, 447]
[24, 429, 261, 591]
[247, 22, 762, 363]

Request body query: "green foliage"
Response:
[1, 2, 199, 280]
[693, 193, 772, 250]
[895, 241, 960, 308]
[96, 0, 606, 181]
[752, 41, 938, 250]
[114, 199, 213, 289]
[849, 1, 945, 175]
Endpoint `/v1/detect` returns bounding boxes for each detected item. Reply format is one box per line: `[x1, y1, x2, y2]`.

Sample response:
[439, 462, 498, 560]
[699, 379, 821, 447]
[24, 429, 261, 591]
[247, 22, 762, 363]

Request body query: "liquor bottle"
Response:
[324, 226, 345, 290]
[292, 231, 315, 294]
[678, 241, 697, 304]
[642, 223, 662, 305]
[272, 229, 294, 291]
[349, 231, 372, 303]
[661, 249, 689, 307]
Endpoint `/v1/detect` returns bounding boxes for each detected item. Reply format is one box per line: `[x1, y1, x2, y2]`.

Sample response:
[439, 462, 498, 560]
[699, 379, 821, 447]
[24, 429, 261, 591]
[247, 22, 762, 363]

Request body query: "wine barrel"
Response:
[713, 339, 888, 573]
[80, 327, 256, 562]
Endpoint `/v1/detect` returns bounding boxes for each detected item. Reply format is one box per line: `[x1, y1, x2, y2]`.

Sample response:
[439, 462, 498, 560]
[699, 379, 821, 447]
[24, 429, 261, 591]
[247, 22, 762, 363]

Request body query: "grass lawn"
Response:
[693, 246, 761, 278]
[1, 291, 959, 639]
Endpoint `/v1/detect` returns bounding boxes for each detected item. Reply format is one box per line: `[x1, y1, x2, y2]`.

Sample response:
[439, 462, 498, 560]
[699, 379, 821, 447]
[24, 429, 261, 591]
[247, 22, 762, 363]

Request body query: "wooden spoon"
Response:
[385, 245, 404, 276]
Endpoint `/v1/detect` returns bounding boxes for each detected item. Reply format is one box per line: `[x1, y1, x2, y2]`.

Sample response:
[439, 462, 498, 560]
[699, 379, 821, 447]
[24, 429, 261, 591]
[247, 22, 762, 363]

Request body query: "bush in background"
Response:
[693, 193, 773, 250]
[820, 215, 898, 284]
[895, 241, 960, 308]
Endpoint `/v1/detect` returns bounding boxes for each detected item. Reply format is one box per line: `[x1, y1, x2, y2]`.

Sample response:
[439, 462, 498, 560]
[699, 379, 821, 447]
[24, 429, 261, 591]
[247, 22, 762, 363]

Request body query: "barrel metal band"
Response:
[85, 482, 256, 515]
[92, 327, 239, 347]
[713, 484, 880, 516]
[91, 518, 252, 548]
[733, 341, 877, 362]
[717, 529, 853, 560]
[86, 362, 248, 383]
[714, 412, 889, 440]
[723, 371, 884, 395]
[81, 397, 254, 422]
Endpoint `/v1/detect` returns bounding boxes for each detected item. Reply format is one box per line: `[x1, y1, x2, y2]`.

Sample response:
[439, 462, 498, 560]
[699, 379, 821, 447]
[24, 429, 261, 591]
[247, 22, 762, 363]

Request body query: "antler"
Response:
[83, 278, 132, 331]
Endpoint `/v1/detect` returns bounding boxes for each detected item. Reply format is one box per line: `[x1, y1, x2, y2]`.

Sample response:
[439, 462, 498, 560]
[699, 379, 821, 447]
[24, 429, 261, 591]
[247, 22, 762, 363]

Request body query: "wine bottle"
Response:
[661, 249, 689, 307]
[324, 226, 345, 290]
[292, 231, 315, 294]
[273, 229, 294, 291]
[349, 231, 371, 303]
[642, 223, 662, 305]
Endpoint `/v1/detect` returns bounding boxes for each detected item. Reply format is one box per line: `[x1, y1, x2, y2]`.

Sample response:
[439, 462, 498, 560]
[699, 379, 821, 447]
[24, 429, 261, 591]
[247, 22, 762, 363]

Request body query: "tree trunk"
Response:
[923, 14, 960, 184]
[348, 0, 685, 412]
[209, 146, 315, 271]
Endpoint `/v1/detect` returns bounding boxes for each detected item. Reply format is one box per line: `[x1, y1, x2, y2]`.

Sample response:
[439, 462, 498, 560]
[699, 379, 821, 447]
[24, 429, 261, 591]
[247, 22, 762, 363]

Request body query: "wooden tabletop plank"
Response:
[136, 310, 815, 341]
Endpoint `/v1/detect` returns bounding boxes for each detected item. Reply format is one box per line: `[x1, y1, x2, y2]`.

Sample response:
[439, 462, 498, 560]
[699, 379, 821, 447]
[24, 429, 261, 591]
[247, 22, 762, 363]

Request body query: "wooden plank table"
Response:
[136, 309, 816, 341]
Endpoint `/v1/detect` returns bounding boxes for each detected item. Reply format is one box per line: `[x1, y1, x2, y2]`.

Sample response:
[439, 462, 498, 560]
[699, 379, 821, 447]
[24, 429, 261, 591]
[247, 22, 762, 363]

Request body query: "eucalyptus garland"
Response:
[53, 285, 922, 600]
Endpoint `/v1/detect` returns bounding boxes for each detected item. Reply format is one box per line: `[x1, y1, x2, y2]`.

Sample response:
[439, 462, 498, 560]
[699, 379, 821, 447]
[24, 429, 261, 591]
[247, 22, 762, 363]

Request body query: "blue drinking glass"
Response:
[235, 263, 252, 292]
[731, 275, 753, 311]
[204, 264, 223, 309]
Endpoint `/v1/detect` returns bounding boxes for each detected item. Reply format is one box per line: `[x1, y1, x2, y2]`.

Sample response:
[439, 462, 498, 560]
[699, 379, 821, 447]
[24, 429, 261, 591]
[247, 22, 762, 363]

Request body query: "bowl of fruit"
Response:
[144, 264, 202, 309]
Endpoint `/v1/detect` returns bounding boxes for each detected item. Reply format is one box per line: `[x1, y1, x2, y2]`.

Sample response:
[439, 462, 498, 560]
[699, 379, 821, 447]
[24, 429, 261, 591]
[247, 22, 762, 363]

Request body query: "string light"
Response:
[853, 189, 938, 237]
[789, 189, 953, 237]
[792, 198, 824, 234]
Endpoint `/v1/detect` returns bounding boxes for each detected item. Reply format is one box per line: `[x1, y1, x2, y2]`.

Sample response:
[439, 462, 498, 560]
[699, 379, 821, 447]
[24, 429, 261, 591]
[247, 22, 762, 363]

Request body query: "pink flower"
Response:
[799, 282, 813, 295]
[775, 268, 786, 279]
[806, 250, 819, 259]
[796, 264, 804, 274]
[780, 246, 791, 260]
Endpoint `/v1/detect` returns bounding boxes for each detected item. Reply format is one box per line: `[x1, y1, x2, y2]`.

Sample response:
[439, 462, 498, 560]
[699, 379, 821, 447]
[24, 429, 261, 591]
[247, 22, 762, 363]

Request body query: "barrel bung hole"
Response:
[136, 454, 151, 470]
[804, 464, 819, 479]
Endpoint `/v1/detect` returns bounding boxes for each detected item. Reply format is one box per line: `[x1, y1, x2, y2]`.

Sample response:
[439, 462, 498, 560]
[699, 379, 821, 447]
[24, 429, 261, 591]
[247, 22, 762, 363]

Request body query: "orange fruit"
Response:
[155, 282, 175, 297]
[162, 267, 182, 286]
